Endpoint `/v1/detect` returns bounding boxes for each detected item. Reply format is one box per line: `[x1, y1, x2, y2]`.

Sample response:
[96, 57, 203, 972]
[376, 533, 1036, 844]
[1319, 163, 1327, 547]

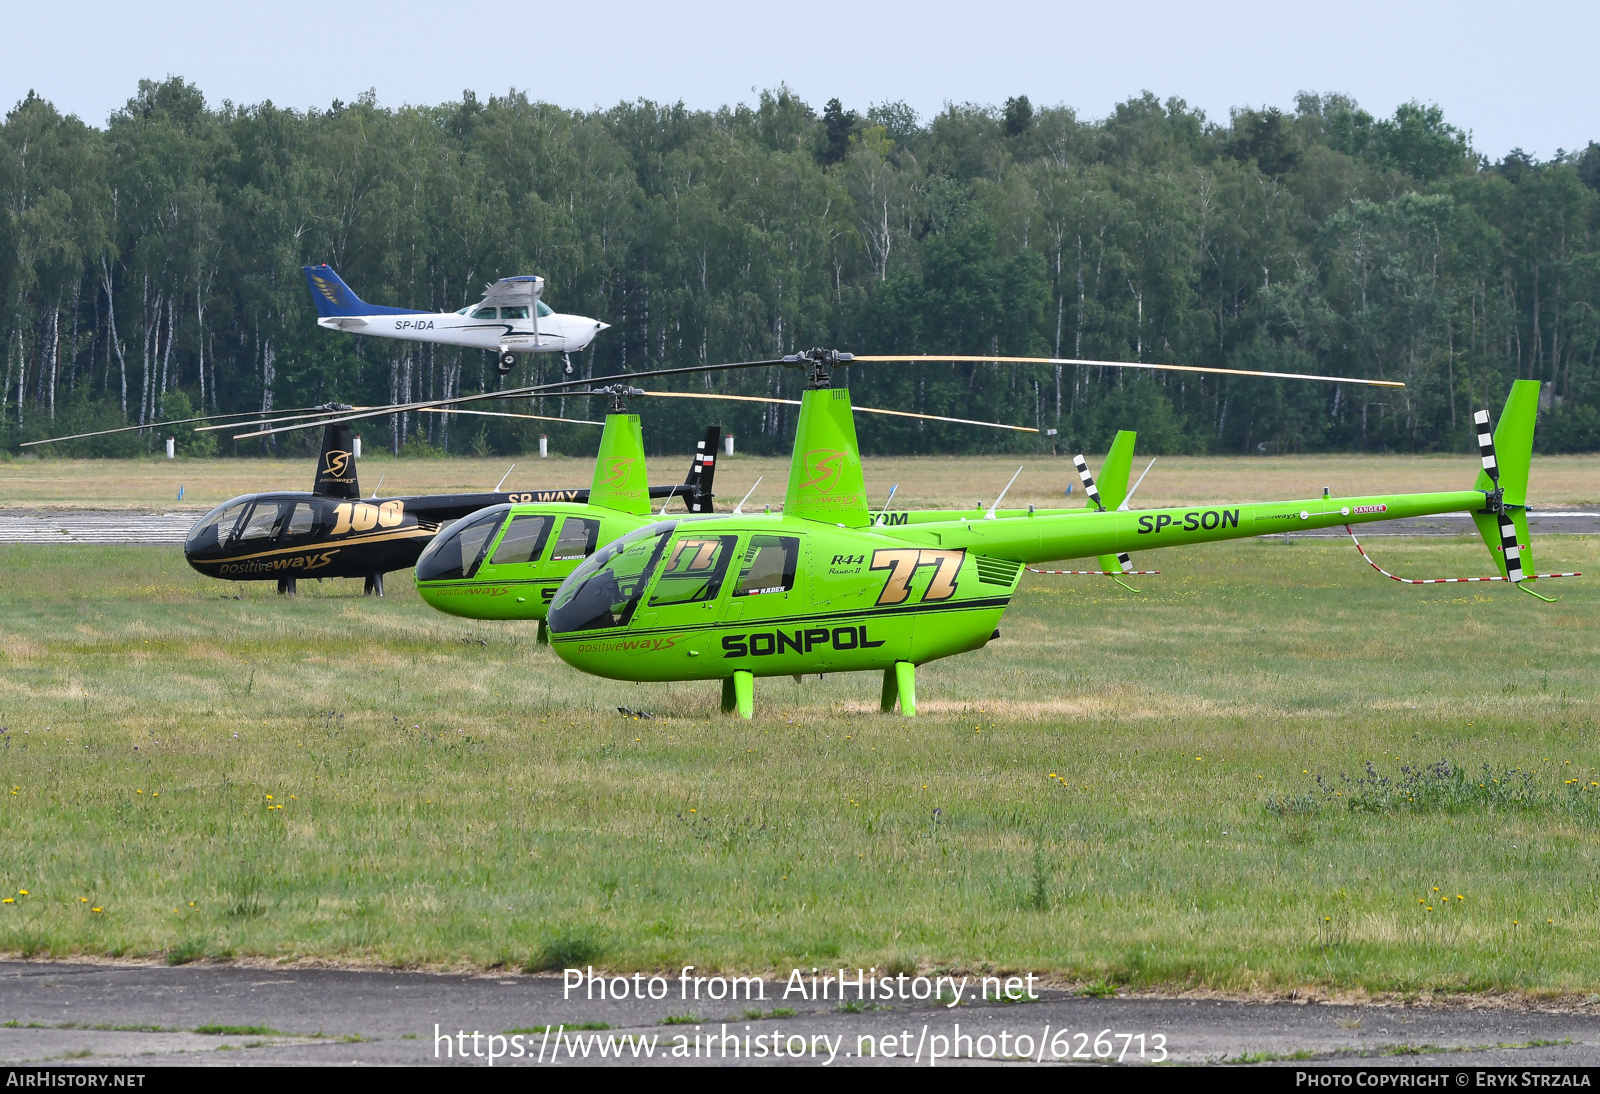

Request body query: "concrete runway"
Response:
[4, 962, 1599, 1067]
[0, 510, 196, 544]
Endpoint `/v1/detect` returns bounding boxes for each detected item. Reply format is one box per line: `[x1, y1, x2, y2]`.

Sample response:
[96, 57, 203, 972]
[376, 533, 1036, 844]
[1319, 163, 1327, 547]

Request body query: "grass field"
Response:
[1, 525, 1597, 994]
[4, 450, 1599, 512]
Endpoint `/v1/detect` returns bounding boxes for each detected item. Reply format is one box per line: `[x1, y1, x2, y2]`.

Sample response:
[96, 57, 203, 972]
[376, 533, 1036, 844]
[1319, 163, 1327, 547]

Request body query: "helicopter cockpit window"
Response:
[283, 503, 316, 539]
[236, 502, 285, 542]
[550, 517, 600, 561]
[185, 500, 249, 550]
[500, 306, 529, 320]
[548, 523, 675, 633]
[733, 535, 800, 596]
[415, 506, 507, 582]
[488, 514, 552, 566]
[536, 301, 553, 318]
[648, 534, 738, 606]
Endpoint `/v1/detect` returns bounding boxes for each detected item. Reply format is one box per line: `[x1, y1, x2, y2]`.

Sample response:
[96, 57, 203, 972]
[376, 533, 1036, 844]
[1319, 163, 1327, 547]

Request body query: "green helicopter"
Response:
[540, 352, 1572, 718]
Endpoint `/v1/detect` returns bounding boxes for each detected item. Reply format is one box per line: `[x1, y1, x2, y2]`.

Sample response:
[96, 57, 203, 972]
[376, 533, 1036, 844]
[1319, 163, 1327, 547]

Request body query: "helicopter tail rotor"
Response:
[1468, 382, 1540, 593]
[685, 426, 722, 513]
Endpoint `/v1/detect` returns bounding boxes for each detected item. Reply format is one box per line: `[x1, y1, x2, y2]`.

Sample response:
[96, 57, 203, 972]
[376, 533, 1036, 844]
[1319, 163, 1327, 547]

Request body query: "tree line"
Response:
[2, 78, 1597, 460]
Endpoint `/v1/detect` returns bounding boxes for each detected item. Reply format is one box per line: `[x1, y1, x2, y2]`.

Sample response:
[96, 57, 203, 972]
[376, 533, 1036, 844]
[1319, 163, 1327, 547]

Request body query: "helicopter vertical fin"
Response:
[686, 426, 722, 513]
[1472, 381, 1536, 506]
[784, 387, 870, 526]
[588, 413, 653, 516]
[1092, 430, 1136, 511]
[311, 422, 360, 499]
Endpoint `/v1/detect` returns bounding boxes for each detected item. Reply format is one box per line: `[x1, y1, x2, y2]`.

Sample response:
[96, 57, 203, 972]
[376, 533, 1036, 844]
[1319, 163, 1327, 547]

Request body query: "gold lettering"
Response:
[378, 499, 404, 528]
[869, 549, 922, 606]
[918, 549, 965, 601]
[869, 547, 965, 605]
[331, 502, 353, 535]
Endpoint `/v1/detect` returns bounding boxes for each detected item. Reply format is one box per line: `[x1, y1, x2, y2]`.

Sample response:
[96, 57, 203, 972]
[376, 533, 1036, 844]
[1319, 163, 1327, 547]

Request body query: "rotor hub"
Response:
[591, 383, 645, 413]
[782, 348, 855, 389]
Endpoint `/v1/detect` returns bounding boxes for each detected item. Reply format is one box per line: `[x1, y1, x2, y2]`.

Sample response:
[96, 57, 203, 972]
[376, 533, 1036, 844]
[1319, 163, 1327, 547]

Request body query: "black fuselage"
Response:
[182, 486, 682, 583]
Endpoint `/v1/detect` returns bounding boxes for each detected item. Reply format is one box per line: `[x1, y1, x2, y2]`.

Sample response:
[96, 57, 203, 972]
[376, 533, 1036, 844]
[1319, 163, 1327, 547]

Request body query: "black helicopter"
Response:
[182, 422, 720, 596]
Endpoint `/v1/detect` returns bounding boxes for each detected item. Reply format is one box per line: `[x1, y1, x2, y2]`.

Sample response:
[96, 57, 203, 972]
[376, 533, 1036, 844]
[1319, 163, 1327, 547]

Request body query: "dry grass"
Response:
[4, 451, 1598, 512]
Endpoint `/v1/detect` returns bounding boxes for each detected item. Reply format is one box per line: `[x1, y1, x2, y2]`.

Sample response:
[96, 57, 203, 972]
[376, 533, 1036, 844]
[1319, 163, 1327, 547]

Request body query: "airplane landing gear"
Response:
[364, 572, 386, 597]
[496, 347, 518, 373]
[277, 577, 297, 597]
[562, 352, 574, 375]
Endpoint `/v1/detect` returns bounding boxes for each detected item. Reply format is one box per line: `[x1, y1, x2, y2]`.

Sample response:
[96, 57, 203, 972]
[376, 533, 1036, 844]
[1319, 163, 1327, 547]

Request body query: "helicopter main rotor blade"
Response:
[20, 405, 354, 447]
[195, 407, 371, 432]
[204, 405, 607, 432]
[850, 354, 1404, 389]
[412, 407, 605, 426]
[232, 357, 790, 440]
[632, 389, 1039, 433]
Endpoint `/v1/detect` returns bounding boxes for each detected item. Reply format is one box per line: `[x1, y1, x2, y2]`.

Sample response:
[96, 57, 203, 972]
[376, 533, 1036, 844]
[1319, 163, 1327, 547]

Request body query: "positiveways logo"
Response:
[322, 449, 355, 481]
[801, 449, 843, 491]
[600, 457, 636, 484]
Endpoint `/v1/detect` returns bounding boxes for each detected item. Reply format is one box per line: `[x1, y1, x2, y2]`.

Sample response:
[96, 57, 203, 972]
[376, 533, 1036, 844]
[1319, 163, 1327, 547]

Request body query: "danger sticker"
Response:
[1352, 504, 1388, 515]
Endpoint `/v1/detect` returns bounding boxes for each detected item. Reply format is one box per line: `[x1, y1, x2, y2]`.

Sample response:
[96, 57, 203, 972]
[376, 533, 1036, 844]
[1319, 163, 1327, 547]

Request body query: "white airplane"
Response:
[302, 264, 609, 373]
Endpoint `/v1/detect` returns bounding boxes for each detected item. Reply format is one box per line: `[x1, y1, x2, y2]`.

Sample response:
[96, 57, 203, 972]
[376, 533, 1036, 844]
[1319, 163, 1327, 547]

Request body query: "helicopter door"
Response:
[548, 517, 600, 562]
[541, 516, 596, 587]
[278, 502, 317, 544]
[633, 533, 739, 638]
[721, 534, 802, 625]
[233, 501, 288, 544]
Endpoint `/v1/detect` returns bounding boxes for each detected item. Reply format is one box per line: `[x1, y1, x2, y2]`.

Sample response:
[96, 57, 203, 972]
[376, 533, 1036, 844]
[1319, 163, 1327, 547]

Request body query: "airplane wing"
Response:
[478, 276, 545, 309]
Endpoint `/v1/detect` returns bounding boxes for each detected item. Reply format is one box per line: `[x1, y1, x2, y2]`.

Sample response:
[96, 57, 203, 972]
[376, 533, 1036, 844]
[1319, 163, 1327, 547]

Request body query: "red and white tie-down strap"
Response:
[1345, 525, 1580, 584]
[1027, 566, 1161, 575]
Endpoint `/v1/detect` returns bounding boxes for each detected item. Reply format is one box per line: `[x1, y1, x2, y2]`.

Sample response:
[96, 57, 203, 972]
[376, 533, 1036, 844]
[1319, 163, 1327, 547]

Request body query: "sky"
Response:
[3, 0, 1595, 161]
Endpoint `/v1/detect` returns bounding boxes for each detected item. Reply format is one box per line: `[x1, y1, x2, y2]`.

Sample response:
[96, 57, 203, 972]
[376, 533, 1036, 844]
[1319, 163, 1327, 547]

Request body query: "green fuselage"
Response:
[414, 503, 1097, 622]
[543, 487, 1486, 683]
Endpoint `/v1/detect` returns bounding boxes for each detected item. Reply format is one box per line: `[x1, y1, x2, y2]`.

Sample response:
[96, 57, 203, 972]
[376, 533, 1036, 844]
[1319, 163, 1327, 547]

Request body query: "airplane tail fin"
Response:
[1470, 380, 1540, 583]
[312, 422, 361, 499]
[302, 265, 373, 318]
[588, 413, 652, 516]
[685, 426, 722, 513]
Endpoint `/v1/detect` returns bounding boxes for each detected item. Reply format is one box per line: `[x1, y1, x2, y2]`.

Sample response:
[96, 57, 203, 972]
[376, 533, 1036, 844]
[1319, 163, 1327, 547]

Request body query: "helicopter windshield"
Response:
[416, 506, 508, 581]
[185, 499, 251, 551]
[547, 521, 677, 633]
